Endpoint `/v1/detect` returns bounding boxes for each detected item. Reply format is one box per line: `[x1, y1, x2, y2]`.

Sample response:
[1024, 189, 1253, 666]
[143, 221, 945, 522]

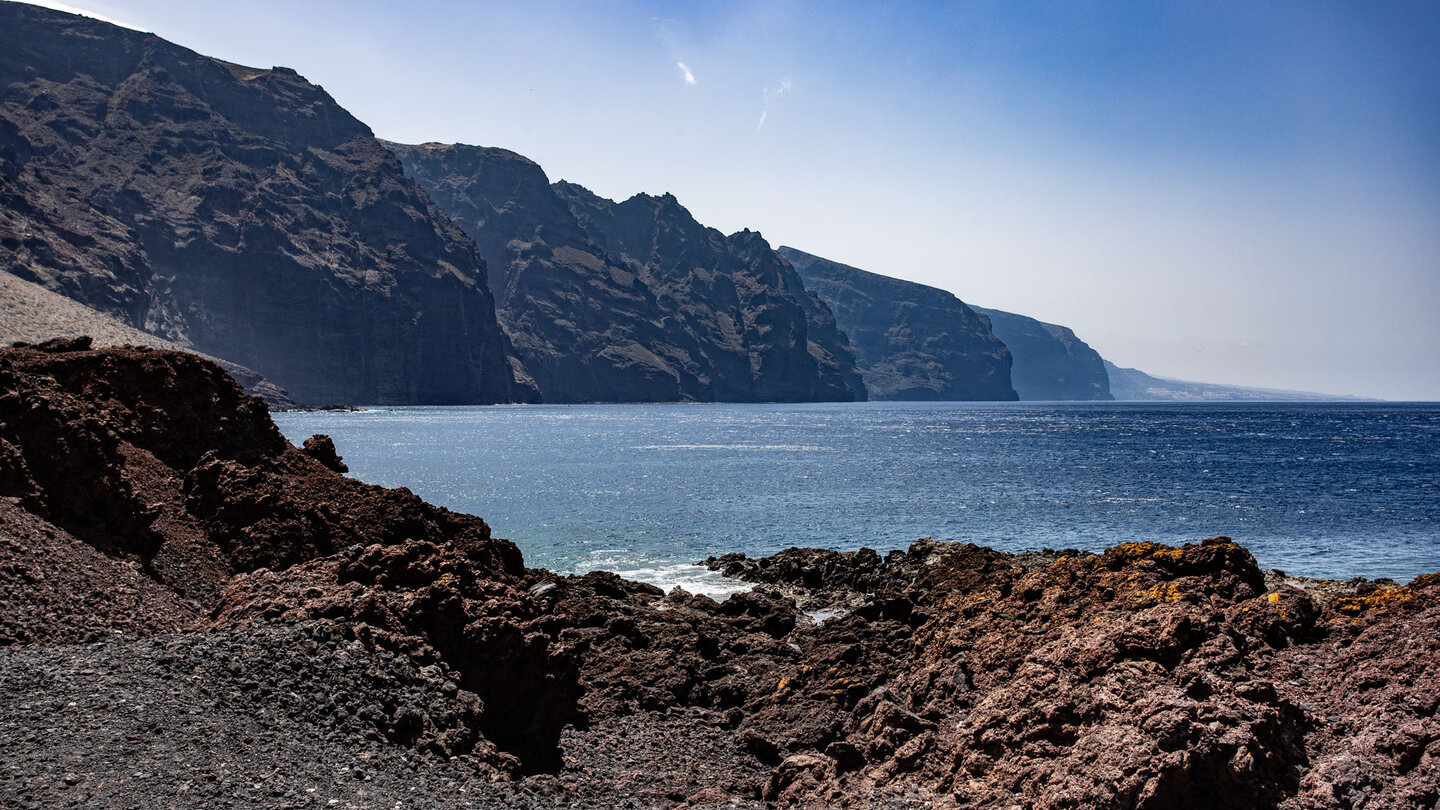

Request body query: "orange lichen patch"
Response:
[1333, 588, 1413, 616]
[1411, 572, 1440, 591]
[777, 676, 790, 692]
[1033, 565, 1080, 591]
[828, 677, 867, 702]
[1137, 582, 1182, 604]
[1130, 537, 1238, 558]
[1105, 542, 1190, 566]
[1260, 591, 1291, 619]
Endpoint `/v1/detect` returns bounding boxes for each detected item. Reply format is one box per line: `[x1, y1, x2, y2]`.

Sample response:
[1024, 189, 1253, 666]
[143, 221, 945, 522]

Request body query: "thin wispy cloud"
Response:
[757, 79, 793, 131]
[677, 62, 697, 86]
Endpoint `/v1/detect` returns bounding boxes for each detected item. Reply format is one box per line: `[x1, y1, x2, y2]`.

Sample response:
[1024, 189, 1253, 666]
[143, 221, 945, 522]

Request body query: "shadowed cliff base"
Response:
[1, 341, 1436, 808]
[0, 270, 296, 409]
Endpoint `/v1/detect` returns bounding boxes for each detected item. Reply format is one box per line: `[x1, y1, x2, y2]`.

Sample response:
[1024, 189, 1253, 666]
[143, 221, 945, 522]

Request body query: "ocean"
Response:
[274, 401, 1440, 594]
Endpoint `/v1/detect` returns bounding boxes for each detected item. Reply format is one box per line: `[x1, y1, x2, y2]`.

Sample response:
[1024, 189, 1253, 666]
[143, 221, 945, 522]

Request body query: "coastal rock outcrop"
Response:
[1, 269, 296, 409]
[0, 5, 532, 405]
[780, 246, 1017, 401]
[0, 341, 570, 771]
[1104, 360, 1362, 402]
[701, 539, 1439, 807]
[386, 141, 865, 403]
[974, 306, 1113, 400]
[1, 338, 1436, 808]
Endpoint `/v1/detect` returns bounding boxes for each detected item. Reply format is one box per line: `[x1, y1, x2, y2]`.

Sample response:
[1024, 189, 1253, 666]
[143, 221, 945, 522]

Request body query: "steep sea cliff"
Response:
[974, 307, 1113, 401]
[0, 4, 530, 406]
[780, 246, 1016, 401]
[2, 4, 1130, 409]
[386, 141, 865, 403]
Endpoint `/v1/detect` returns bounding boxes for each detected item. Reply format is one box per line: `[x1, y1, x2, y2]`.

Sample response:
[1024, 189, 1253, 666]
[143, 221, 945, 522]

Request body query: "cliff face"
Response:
[780, 247, 1016, 401]
[973, 307, 1112, 401]
[0, 5, 532, 406]
[386, 141, 865, 403]
[561, 186, 865, 403]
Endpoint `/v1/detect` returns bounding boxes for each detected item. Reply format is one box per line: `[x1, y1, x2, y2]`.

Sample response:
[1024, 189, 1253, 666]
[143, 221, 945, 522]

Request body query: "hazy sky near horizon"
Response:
[24, 0, 1440, 399]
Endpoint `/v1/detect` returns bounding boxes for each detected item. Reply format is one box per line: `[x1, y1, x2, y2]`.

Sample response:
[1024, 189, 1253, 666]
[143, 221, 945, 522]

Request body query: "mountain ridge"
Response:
[1105, 360, 1379, 402]
[387, 140, 865, 403]
[0, 3, 533, 405]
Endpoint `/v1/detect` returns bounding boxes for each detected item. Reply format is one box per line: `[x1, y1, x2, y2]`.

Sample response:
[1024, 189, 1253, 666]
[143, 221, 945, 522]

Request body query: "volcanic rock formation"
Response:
[386, 141, 865, 403]
[0, 4, 532, 405]
[1, 339, 1436, 808]
[780, 246, 1017, 401]
[0, 339, 569, 771]
[974, 306, 1113, 400]
[705, 540, 1440, 807]
[1, 269, 295, 408]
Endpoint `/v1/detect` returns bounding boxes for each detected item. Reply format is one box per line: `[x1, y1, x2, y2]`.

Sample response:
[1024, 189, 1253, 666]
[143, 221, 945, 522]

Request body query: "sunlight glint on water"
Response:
[275, 401, 1440, 585]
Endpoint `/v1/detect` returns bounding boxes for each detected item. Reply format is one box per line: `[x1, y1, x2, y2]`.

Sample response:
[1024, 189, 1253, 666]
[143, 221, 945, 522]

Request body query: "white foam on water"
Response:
[631, 444, 825, 452]
[572, 556, 752, 602]
[632, 562, 754, 602]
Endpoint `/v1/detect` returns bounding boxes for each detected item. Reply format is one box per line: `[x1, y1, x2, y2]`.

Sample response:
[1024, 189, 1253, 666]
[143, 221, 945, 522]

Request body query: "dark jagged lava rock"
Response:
[0, 341, 571, 771]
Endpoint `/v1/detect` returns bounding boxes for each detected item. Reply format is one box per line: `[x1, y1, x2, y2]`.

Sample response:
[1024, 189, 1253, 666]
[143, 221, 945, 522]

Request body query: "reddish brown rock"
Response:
[301, 433, 348, 472]
[0, 341, 570, 769]
[702, 539, 1438, 808]
[0, 498, 201, 645]
[1270, 575, 1440, 809]
[2, 339, 1437, 808]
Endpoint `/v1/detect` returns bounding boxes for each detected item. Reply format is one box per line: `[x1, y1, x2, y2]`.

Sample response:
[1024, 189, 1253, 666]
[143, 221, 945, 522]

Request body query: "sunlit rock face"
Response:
[388, 141, 866, 403]
[0, 4, 532, 406]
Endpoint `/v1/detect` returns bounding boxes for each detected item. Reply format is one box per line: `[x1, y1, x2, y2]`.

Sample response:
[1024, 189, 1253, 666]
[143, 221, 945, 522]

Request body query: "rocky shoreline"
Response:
[2, 341, 1436, 809]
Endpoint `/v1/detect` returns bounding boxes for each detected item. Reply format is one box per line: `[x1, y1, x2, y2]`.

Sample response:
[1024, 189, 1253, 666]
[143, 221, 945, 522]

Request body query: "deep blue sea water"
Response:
[275, 402, 1440, 593]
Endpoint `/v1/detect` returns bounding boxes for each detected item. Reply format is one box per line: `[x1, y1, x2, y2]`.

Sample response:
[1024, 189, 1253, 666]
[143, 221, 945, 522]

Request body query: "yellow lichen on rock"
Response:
[1333, 588, 1413, 616]
[1137, 582, 1182, 604]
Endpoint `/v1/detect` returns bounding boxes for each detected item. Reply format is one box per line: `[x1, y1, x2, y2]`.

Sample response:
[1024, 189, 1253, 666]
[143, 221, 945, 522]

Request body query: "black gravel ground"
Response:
[0, 620, 766, 809]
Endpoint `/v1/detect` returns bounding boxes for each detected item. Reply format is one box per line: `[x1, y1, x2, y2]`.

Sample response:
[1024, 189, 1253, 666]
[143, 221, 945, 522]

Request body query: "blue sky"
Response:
[24, 0, 1440, 399]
